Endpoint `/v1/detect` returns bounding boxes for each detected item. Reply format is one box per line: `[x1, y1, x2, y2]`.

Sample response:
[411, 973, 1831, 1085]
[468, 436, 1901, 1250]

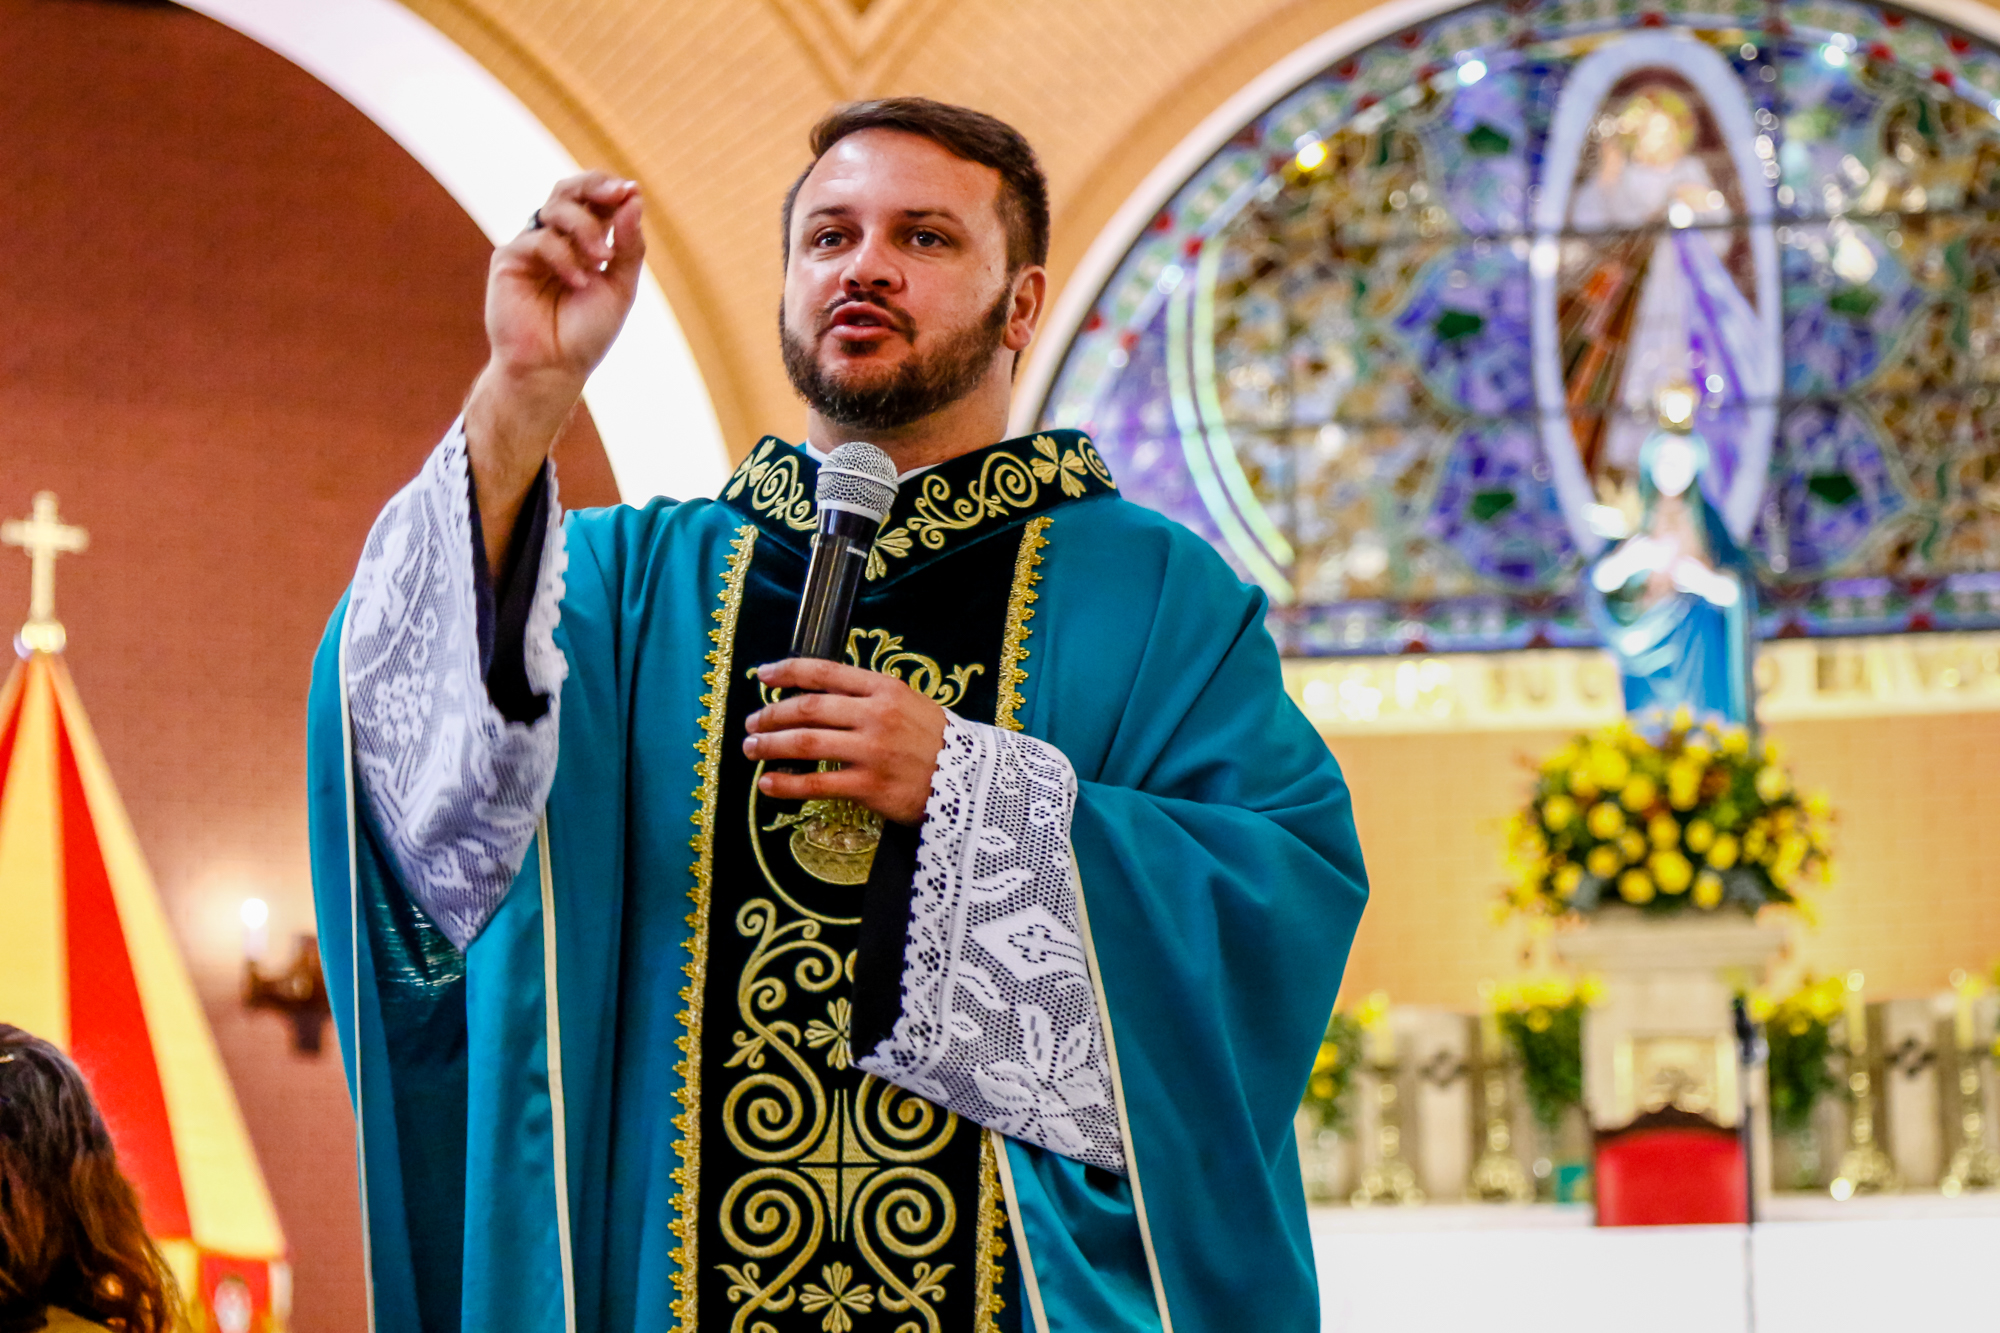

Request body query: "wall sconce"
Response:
[240, 898, 330, 1055]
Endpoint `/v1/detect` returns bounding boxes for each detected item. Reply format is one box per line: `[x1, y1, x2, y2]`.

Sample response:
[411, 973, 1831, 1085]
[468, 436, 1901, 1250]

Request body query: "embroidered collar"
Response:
[719, 429, 1116, 582]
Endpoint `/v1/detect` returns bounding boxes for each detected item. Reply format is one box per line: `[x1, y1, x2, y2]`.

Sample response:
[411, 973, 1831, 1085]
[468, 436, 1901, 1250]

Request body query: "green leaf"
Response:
[1464, 123, 1512, 156]
[1435, 309, 1486, 342]
[1470, 488, 1518, 522]
[1829, 285, 1880, 318]
[1807, 472, 1860, 505]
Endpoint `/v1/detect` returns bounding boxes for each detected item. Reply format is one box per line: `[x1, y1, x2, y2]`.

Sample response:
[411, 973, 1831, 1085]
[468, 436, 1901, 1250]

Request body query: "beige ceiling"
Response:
[400, 0, 1398, 459]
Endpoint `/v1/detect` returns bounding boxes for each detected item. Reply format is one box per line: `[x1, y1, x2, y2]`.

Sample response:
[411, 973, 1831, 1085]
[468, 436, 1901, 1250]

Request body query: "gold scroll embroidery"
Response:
[718, 893, 962, 1330]
[994, 517, 1051, 733]
[865, 436, 1112, 581]
[723, 439, 816, 531]
[675, 523, 759, 1332]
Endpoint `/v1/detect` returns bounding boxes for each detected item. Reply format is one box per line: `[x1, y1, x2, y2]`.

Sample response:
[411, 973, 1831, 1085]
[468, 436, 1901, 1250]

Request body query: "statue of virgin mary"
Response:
[1586, 383, 1758, 733]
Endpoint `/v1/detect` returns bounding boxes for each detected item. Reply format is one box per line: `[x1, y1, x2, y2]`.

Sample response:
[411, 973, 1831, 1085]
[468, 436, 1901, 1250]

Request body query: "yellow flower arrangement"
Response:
[1501, 714, 1834, 921]
[1489, 974, 1601, 1130]
[1747, 975, 1848, 1139]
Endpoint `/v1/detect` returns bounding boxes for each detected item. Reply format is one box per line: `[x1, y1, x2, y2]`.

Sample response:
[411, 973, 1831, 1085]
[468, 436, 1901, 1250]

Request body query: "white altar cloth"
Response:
[1312, 1196, 2000, 1332]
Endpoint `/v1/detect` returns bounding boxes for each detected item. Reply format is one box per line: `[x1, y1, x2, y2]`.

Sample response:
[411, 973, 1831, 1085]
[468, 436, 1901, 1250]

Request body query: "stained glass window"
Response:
[1038, 0, 2000, 653]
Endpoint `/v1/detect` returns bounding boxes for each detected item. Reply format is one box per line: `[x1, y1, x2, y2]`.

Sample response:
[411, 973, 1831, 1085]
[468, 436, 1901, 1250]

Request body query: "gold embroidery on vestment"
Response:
[675, 523, 758, 1331]
[719, 887, 961, 1327]
[995, 517, 1051, 733]
[723, 439, 816, 531]
[864, 437, 1110, 581]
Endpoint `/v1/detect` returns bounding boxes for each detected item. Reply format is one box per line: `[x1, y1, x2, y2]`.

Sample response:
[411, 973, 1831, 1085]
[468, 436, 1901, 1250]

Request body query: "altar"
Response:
[1311, 1195, 2000, 1332]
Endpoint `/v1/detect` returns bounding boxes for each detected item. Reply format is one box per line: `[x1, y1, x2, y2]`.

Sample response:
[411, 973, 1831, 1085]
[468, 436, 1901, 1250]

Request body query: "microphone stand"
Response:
[1732, 996, 1765, 1333]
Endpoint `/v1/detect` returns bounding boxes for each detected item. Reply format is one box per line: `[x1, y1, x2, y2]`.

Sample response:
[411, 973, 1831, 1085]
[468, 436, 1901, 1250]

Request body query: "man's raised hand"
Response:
[465, 172, 644, 574]
[742, 660, 949, 827]
[487, 173, 645, 385]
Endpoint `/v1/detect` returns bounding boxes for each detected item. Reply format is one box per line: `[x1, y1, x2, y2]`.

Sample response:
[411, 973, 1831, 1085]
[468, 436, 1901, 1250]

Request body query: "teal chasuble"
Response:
[308, 430, 1369, 1333]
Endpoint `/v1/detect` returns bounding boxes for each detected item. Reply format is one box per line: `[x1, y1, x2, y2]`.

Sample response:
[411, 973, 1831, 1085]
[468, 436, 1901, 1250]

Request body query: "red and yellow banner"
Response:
[0, 652, 287, 1332]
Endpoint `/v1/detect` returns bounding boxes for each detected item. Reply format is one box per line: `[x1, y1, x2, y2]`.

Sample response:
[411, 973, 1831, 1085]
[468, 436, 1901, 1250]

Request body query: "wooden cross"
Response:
[2, 492, 89, 654]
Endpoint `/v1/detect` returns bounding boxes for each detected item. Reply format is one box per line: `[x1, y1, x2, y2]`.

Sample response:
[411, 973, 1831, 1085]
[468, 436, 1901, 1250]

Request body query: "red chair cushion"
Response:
[1594, 1126, 1746, 1226]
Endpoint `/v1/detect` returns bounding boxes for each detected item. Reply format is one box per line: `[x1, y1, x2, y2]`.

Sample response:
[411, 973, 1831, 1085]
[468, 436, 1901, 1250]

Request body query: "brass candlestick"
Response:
[1468, 1001, 1532, 1202]
[1831, 972, 1898, 1199]
[1941, 971, 1999, 1196]
[1468, 1063, 1534, 1202]
[1351, 1061, 1425, 1206]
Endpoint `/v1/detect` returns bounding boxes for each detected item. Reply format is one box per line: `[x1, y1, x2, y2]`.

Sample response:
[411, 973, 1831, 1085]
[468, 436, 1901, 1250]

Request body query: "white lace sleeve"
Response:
[343, 420, 569, 949]
[855, 715, 1125, 1175]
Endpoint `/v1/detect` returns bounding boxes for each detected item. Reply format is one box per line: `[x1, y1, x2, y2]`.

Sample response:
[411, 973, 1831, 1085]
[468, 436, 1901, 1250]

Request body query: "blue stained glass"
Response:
[1041, 0, 2000, 651]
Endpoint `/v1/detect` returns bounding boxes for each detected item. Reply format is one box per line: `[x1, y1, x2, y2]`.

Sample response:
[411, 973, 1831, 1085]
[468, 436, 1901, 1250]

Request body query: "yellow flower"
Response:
[1762, 738, 1785, 764]
[1619, 829, 1648, 863]
[1648, 815, 1681, 849]
[1542, 743, 1581, 776]
[1587, 845, 1623, 877]
[1693, 870, 1725, 908]
[1651, 850, 1694, 894]
[1568, 766, 1601, 801]
[1671, 705, 1695, 734]
[1586, 802, 1626, 839]
[1707, 834, 1740, 870]
[1621, 774, 1659, 812]
[1744, 825, 1770, 862]
[1721, 726, 1750, 757]
[1748, 991, 1776, 1022]
[1805, 791, 1832, 820]
[1554, 862, 1584, 898]
[1543, 794, 1578, 832]
[1526, 1007, 1553, 1032]
[1684, 819, 1715, 854]
[1667, 760, 1703, 810]
[1591, 745, 1632, 791]
[1619, 869, 1656, 903]
[1577, 976, 1605, 1006]
[1754, 765, 1791, 802]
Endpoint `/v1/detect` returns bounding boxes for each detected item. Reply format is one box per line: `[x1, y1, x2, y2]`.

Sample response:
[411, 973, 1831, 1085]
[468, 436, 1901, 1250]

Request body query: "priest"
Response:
[308, 98, 1368, 1333]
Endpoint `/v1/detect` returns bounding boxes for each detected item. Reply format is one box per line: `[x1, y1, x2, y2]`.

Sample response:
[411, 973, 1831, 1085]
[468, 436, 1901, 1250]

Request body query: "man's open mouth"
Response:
[824, 301, 908, 339]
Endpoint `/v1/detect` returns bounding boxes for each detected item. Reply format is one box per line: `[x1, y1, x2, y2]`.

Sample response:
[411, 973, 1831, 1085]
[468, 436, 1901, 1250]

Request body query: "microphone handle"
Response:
[789, 506, 880, 662]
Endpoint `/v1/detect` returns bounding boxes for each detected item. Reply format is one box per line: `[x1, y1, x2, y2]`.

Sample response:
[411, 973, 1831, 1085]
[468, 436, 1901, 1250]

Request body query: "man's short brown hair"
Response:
[782, 98, 1050, 272]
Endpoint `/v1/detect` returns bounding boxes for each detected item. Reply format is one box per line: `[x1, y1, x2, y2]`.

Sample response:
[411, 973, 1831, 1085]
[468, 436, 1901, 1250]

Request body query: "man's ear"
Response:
[1005, 265, 1047, 355]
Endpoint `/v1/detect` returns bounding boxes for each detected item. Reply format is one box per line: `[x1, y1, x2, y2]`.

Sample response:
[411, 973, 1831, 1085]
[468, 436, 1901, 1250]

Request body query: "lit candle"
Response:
[1367, 990, 1395, 1065]
[1952, 970, 1976, 1053]
[240, 897, 270, 964]
[1844, 970, 1867, 1055]
[1477, 981, 1502, 1062]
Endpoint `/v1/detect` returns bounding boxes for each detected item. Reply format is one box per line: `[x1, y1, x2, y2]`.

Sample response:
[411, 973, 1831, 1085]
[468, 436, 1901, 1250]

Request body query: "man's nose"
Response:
[841, 232, 902, 292]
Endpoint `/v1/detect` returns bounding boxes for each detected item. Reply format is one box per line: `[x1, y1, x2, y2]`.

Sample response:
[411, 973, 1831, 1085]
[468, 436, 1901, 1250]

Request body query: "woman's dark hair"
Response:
[0, 1026, 180, 1333]
[781, 97, 1051, 272]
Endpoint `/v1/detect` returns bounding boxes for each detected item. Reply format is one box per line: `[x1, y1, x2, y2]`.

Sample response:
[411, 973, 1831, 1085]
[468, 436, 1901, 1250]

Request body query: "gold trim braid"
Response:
[974, 1130, 1010, 1332]
[673, 523, 758, 1332]
[995, 516, 1051, 733]
[973, 513, 1053, 1325]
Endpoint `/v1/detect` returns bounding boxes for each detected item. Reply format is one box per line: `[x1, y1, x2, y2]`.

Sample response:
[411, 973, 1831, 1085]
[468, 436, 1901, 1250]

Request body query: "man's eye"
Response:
[814, 231, 845, 247]
[912, 231, 945, 248]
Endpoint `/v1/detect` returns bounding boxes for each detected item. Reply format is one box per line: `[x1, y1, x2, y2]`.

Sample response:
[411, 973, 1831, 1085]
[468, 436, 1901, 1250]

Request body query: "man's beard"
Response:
[781, 286, 1012, 433]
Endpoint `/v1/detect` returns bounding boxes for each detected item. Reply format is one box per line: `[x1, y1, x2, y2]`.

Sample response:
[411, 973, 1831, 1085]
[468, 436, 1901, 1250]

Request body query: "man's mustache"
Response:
[816, 293, 916, 341]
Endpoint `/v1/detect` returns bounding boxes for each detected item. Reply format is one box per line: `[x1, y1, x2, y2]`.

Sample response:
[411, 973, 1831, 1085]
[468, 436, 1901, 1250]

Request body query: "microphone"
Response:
[789, 441, 899, 662]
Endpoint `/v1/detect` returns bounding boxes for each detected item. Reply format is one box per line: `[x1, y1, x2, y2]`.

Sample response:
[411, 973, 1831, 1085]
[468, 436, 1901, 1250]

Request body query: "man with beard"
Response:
[307, 99, 1367, 1333]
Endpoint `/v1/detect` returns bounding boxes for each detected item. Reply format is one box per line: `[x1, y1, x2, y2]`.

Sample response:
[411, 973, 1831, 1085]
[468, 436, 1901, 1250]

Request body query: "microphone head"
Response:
[815, 441, 899, 524]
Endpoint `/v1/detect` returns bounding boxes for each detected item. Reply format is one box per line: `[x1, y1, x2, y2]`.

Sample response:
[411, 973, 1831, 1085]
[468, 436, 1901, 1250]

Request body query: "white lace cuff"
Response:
[855, 715, 1125, 1175]
[343, 420, 569, 949]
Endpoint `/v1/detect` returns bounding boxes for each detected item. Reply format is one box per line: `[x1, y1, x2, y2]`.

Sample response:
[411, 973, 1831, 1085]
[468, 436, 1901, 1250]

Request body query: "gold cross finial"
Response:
[2, 492, 89, 655]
